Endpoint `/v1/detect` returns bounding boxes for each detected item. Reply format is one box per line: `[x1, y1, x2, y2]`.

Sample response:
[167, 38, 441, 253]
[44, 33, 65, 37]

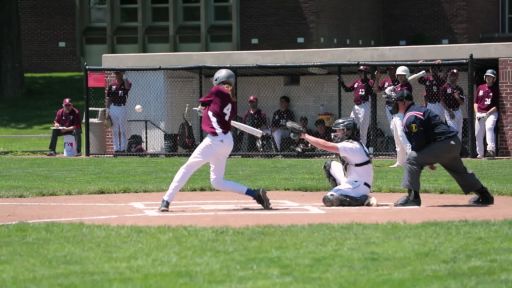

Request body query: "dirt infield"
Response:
[1, 192, 511, 227]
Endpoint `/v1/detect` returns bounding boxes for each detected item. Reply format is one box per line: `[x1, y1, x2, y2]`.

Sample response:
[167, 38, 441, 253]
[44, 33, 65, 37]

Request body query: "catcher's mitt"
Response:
[286, 121, 306, 140]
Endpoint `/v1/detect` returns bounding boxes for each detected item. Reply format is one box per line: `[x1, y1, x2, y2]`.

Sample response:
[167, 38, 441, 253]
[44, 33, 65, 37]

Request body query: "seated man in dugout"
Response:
[47, 98, 82, 156]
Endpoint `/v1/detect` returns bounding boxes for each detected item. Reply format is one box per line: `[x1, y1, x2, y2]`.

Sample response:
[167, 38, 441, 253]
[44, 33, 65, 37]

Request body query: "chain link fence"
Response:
[85, 58, 478, 158]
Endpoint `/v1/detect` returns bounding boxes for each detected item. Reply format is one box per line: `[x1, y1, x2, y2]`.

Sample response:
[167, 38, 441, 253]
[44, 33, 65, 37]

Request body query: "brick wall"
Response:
[383, 0, 499, 46]
[19, 0, 80, 72]
[240, 0, 382, 50]
[498, 58, 512, 156]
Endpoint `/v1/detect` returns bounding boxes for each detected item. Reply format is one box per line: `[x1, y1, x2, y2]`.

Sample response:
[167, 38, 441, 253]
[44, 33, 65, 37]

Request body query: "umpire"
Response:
[390, 90, 494, 206]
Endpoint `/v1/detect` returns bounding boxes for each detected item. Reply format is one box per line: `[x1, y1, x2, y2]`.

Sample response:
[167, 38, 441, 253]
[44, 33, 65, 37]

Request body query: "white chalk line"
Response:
[0, 213, 148, 225]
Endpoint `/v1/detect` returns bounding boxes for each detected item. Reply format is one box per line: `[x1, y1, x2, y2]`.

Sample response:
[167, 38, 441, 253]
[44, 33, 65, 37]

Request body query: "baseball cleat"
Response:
[254, 189, 272, 210]
[469, 186, 494, 205]
[159, 199, 170, 212]
[394, 195, 421, 207]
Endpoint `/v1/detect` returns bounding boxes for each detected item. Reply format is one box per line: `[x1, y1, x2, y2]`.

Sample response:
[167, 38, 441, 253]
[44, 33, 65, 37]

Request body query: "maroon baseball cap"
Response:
[62, 98, 73, 106]
[248, 95, 258, 102]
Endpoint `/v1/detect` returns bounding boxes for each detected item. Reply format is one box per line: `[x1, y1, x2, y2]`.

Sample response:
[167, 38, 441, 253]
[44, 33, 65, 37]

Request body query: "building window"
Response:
[502, 0, 512, 33]
[213, 0, 232, 23]
[120, 0, 139, 23]
[181, 0, 200, 24]
[89, 0, 107, 24]
[151, 0, 169, 23]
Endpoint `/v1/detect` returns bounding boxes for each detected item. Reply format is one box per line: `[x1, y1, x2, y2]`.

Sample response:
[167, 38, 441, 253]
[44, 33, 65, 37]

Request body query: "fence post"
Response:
[83, 63, 90, 156]
[337, 66, 342, 118]
[198, 68, 204, 141]
[467, 54, 476, 157]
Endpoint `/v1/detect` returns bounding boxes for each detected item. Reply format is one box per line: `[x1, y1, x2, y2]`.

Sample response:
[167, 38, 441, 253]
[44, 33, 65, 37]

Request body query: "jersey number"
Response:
[223, 103, 232, 121]
[484, 98, 491, 105]
[359, 89, 366, 95]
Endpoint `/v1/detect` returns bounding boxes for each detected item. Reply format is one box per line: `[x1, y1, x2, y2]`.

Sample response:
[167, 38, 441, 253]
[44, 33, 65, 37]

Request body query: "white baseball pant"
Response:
[445, 109, 463, 140]
[475, 111, 498, 157]
[328, 161, 370, 198]
[350, 101, 370, 146]
[109, 105, 128, 151]
[390, 113, 410, 166]
[163, 132, 247, 203]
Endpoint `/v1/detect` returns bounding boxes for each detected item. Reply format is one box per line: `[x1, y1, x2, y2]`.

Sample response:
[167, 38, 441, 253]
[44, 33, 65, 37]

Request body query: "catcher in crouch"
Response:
[287, 118, 376, 207]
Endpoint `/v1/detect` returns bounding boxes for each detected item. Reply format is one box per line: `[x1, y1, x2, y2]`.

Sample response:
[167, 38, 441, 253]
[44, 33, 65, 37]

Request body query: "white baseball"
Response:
[135, 104, 143, 113]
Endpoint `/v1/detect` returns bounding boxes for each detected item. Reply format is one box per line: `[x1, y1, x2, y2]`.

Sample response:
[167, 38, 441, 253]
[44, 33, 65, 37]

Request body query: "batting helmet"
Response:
[484, 69, 497, 78]
[331, 117, 358, 142]
[395, 66, 410, 78]
[212, 69, 235, 86]
[358, 65, 370, 72]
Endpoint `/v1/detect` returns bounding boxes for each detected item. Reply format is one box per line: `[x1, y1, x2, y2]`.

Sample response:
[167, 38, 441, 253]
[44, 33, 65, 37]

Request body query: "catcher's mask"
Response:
[331, 117, 358, 142]
[389, 90, 413, 114]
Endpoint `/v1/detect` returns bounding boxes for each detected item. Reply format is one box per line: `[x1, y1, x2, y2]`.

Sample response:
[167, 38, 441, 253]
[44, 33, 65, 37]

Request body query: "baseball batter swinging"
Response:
[159, 69, 271, 212]
[287, 118, 376, 207]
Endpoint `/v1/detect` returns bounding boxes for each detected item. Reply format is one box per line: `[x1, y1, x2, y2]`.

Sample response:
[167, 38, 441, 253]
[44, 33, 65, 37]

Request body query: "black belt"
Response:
[112, 103, 125, 106]
[364, 182, 371, 189]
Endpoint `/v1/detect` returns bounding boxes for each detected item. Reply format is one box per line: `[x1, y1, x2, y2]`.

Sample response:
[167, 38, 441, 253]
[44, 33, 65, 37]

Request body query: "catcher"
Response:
[286, 118, 376, 207]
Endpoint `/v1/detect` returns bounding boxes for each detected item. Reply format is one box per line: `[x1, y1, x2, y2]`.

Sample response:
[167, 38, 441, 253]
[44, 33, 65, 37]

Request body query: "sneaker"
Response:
[389, 162, 400, 168]
[159, 199, 170, 212]
[476, 155, 484, 159]
[47, 151, 56, 156]
[469, 187, 494, 205]
[394, 195, 421, 207]
[254, 189, 272, 210]
[486, 150, 496, 160]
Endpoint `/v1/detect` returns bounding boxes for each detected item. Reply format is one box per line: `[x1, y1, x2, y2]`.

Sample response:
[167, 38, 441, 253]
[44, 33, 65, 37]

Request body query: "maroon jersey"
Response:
[440, 83, 465, 109]
[243, 108, 267, 129]
[342, 79, 374, 105]
[377, 77, 399, 92]
[199, 86, 236, 136]
[418, 73, 445, 104]
[395, 82, 413, 94]
[55, 108, 81, 129]
[106, 80, 131, 106]
[475, 83, 499, 113]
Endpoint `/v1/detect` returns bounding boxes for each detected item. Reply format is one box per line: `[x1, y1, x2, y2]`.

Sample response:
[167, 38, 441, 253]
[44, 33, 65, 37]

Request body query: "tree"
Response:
[0, 0, 24, 99]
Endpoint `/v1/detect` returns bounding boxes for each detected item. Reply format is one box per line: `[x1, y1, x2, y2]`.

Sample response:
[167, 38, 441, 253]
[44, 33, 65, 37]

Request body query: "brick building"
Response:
[18, 0, 512, 72]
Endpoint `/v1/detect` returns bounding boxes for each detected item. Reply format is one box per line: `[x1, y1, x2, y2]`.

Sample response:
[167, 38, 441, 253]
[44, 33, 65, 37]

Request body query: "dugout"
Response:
[83, 42, 512, 157]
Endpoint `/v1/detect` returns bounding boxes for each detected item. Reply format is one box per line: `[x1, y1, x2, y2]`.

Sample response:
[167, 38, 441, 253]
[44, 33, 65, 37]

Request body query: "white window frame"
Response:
[149, 0, 170, 25]
[212, 0, 232, 24]
[119, 0, 139, 25]
[89, 0, 108, 26]
[179, 0, 201, 25]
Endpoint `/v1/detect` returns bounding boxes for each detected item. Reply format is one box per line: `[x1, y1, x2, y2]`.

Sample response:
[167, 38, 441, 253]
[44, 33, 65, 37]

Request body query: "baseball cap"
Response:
[248, 95, 258, 102]
[484, 69, 497, 78]
[448, 69, 459, 75]
[62, 98, 72, 106]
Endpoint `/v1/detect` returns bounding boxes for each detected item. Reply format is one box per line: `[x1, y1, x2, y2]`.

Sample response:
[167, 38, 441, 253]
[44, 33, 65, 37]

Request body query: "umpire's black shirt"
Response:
[402, 103, 458, 152]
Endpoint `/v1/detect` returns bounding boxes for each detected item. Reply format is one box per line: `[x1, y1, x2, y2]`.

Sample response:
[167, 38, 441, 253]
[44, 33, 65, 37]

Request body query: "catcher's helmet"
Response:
[331, 117, 358, 142]
[391, 89, 413, 103]
[212, 69, 235, 86]
[395, 66, 410, 79]
[484, 69, 497, 78]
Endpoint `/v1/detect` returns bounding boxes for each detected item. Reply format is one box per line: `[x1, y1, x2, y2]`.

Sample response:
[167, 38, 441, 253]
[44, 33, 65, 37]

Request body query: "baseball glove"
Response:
[286, 121, 306, 140]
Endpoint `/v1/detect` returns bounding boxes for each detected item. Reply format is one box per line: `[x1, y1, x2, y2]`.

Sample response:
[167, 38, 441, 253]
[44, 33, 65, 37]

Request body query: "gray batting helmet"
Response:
[212, 69, 235, 86]
[484, 69, 497, 78]
[331, 117, 358, 142]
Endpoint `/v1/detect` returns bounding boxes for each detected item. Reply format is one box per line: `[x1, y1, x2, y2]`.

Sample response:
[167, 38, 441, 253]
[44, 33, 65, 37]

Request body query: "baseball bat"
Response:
[407, 70, 427, 82]
[231, 121, 263, 138]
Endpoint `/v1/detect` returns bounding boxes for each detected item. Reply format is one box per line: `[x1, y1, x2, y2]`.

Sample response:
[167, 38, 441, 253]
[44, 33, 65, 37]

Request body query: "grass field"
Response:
[1, 221, 511, 288]
[0, 157, 511, 197]
[2, 73, 512, 287]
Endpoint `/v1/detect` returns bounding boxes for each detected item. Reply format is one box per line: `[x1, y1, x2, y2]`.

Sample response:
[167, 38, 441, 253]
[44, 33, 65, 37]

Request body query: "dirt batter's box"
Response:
[131, 200, 325, 216]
